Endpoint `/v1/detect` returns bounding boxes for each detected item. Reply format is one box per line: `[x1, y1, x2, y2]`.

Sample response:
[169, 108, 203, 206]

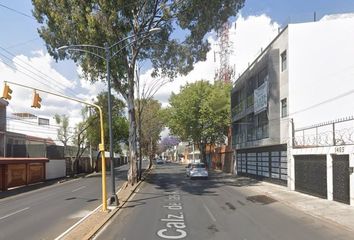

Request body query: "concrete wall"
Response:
[232, 26, 290, 150]
[46, 159, 66, 180]
[288, 16, 354, 129]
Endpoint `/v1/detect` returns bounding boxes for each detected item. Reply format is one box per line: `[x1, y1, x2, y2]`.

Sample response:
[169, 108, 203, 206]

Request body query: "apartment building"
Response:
[231, 13, 354, 205]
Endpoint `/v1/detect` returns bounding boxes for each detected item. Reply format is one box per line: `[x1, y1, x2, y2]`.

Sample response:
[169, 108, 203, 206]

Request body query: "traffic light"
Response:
[31, 91, 42, 108]
[2, 83, 12, 100]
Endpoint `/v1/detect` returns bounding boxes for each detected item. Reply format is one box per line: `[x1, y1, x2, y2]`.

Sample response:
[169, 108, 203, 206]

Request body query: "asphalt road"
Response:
[0, 162, 145, 240]
[95, 163, 354, 240]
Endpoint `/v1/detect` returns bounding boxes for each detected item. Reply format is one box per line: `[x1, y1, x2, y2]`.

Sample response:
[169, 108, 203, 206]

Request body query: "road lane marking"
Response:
[0, 207, 30, 220]
[57, 181, 128, 240]
[71, 186, 86, 192]
[54, 204, 102, 240]
[203, 203, 216, 222]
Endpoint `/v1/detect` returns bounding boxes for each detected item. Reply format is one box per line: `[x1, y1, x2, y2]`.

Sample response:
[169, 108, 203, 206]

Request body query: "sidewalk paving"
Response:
[216, 171, 354, 232]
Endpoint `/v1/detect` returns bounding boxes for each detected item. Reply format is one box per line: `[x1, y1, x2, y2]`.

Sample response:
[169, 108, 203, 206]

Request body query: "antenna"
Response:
[214, 21, 235, 83]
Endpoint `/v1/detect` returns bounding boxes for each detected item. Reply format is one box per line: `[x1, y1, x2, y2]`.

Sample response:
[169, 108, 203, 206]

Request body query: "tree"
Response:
[166, 80, 231, 162]
[85, 92, 129, 154]
[71, 109, 91, 174]
[158, 135, 180, 160]
[159, 135, 180, 153]
[54, 114, 70, 152]
[32, 0, 245, 184]
[135, 67, 169, 178]
[136, 98, 164, 169]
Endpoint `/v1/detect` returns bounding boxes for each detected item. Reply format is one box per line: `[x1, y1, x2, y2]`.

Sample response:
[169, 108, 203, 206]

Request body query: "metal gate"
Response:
[332, 155, 350, 204]
[295, 155, 327, 198]
[236, 145, 287, 185]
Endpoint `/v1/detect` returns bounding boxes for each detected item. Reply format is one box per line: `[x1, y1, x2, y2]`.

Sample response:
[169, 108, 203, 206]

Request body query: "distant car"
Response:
[156, 158, 164, 164]
[187, 163, 208, 179]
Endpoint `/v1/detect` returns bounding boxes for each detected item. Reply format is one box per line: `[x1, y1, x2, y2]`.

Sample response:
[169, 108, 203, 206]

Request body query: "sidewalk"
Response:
[216, 171, 354, 232]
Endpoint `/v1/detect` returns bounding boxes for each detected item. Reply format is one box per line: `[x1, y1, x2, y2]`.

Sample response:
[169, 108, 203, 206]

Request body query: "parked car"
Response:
[186, 163, 208, 179]
[156, 158, 164, 164]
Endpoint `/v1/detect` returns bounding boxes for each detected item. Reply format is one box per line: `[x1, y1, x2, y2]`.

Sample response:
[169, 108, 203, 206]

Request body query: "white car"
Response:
[186, 163, 208, 179]
[156, 158, 164, 164]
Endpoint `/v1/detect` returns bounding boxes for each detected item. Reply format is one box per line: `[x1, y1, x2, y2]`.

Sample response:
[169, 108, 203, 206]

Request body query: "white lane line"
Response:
[71, 186, 86, 192]
[0, 207, 30, 220]
[203, 203, 216, 222]
[54, 204, 102, 240]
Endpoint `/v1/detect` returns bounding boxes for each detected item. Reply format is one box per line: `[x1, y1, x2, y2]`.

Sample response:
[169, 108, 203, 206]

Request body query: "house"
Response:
[231, 13, 354, 205]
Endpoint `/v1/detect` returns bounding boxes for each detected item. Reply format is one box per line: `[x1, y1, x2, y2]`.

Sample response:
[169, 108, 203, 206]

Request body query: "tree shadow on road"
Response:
[143, 164, 262, 197]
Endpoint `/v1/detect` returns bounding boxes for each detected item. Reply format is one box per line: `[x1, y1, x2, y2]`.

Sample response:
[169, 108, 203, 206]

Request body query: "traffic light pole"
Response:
[3, 81, 109, 211]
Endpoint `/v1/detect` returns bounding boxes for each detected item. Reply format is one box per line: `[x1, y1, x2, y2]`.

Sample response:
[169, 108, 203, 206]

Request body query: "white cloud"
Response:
[0, 51, 105, 129]
[141, 14, 280, 107]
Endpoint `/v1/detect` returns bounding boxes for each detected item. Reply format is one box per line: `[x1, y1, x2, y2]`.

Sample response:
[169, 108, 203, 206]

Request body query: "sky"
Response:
[1, 0, 354, 137]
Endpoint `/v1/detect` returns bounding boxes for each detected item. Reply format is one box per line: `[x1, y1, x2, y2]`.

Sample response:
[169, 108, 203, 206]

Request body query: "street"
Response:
[95, 163, 354, 240]
[0, 163, 141, 240]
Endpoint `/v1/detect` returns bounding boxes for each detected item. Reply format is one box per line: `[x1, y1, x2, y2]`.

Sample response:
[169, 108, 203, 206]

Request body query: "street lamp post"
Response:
[58, 28, 160, 207]
[104, 42, 119, 205]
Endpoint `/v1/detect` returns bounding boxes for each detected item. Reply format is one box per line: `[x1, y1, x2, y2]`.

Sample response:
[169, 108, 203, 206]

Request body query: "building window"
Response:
[281, 50, 287, 71]
[256, 111, 269, 139]
[281, 98, 288, 118]
[38, 117, 49, 126]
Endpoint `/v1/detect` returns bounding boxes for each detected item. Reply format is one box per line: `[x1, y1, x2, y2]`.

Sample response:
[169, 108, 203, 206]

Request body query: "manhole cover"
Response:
[246, 195, 277, 205]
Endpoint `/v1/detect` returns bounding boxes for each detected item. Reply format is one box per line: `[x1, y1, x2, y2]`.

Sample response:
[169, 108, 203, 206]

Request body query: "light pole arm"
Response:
[58, 47, 106, 61]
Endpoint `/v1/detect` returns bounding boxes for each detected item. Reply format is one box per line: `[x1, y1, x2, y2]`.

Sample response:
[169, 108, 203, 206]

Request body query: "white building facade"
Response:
[232, 14, 354, 205]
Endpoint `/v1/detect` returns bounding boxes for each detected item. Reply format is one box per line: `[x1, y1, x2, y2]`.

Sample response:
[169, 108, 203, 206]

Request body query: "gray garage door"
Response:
[295, 155, 327, 199]
[333, 154, 350, 204]
[236, 145, 287, 185]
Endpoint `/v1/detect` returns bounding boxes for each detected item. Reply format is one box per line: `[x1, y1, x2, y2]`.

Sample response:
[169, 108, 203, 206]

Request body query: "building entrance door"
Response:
[332, 154, 350, 204]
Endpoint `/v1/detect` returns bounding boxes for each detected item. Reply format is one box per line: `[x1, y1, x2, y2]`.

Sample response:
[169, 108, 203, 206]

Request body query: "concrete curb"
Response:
[60, 166, 154, 240]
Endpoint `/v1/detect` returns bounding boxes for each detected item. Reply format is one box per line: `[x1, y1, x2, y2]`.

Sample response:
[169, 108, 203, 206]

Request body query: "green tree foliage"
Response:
[32, 0, 244, 184]
[86, 92, 129, 153]
[166, 80, 231, 162]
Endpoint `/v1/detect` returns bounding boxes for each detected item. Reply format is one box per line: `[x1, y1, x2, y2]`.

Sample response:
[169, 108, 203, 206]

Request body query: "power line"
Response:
[6, 37, 41, 49]
[0, 47, 81, 97]
[0, 3, 36, 20]
[6, 116, 74, 129]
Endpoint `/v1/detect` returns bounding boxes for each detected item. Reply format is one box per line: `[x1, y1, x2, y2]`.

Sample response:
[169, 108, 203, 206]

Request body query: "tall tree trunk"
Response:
[148, 136, 153, 169]
[127, 72, 138, 185]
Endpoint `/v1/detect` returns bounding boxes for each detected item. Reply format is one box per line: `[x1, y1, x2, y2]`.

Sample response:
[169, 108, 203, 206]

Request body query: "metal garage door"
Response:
[295, 155, 327, 198]
[332, 155, 350, 204]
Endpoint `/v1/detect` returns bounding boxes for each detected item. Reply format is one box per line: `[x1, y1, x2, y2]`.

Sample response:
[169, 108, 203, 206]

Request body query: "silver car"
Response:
[187, 163, 208, 179]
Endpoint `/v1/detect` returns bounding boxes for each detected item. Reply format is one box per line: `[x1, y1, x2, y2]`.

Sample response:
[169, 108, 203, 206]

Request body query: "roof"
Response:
[0, 157, 49, 164]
